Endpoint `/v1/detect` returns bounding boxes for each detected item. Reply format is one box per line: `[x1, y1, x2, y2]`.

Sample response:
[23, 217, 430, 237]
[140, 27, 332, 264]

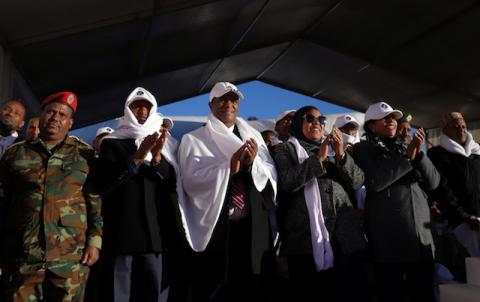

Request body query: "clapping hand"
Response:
[329, 128, 345, 161]
[241, 139, 258, 168]
[405, 128, 425, 160]
[133, 132, 160, 165]
[151, 128, 168, 165]
[230, 138, 258, 175]
[317, 136, 330, 162]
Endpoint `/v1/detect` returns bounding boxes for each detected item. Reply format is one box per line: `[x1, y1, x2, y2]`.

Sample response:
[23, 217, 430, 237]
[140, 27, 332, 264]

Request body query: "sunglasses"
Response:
[303, 114, 327, 124]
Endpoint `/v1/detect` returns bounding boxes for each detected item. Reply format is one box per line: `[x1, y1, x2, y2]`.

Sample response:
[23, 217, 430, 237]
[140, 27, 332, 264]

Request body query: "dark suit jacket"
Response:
[273, 142, 366, 257]
[95, 138, 178, 255]
[428, 146, 480, 227]
[204, 170, 276, 276]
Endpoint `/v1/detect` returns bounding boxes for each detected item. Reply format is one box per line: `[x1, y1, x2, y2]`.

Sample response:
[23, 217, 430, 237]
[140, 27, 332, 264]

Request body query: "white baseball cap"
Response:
[95, 126, 114, 138]
[333, 114, 360, 129]
[275, 110, 296, 124]
[209, 82, 244, 103]
[364, 101, 403, 123]
[126, 87, 157, 109]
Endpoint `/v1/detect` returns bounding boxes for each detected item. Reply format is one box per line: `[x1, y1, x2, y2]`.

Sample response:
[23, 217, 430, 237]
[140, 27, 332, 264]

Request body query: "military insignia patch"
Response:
[137, 90, 144, 96]
[67, 94, 75, 104]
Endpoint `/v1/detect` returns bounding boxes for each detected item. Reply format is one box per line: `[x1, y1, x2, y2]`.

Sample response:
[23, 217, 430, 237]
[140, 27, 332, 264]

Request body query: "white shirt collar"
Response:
[0, 131, 18, 142]
[0, 131, 19, 157]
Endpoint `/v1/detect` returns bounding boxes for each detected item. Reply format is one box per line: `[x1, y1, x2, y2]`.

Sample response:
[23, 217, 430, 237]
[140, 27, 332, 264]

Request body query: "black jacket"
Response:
[428, 146, 480, 227]
[95, 138, 178, 255]
[273, 141, 366, 257]
[353, 140, 439, 263]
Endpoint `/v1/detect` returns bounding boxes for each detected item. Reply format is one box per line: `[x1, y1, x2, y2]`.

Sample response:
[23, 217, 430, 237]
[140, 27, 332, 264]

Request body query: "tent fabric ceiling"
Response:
[0, 0, 479, 129]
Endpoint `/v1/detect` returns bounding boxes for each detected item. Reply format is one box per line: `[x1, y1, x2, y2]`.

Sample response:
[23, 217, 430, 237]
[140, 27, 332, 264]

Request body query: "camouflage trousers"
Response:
[3, 262, 89, 302]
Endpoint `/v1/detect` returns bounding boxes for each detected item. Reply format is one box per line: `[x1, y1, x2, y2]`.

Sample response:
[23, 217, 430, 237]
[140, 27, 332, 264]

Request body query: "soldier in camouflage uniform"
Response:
[0, 91, 102, 302]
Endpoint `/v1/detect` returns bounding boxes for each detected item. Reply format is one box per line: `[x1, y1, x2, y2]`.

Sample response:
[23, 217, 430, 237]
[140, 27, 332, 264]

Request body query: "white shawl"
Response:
[177, 113, 278, 251]
[288, 136, 334, 271]
[440, 133, 480, 157]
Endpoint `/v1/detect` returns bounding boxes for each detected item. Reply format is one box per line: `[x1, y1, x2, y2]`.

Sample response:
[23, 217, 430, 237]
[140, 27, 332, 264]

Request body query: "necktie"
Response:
[231, 125, 246, 209]
[231, 178, 246, 209]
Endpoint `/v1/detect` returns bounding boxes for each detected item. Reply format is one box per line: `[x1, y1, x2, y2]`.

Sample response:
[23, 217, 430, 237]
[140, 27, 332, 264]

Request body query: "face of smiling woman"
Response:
[368, 113, 398, 139]
[301, 108, 325, 142]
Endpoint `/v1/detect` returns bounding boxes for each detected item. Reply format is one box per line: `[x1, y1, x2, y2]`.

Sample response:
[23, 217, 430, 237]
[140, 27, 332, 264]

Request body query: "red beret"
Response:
[41, 91, 77, 112]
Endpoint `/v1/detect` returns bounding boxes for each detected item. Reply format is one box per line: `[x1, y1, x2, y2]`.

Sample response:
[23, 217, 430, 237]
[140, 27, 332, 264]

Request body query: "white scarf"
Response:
[105, 87, 175, 162]
[288, 136, 334, 271]
[440, 133, 480, 157]
[342, 132, 360, 146]
[178, 113, 278, 251]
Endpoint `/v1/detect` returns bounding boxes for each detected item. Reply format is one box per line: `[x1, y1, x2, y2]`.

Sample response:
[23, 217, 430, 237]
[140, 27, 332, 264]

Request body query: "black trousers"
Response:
[286, 254, 336, 302]
[374, 261, 435, 302]
[285, 244, 370, 302]
[190, 220, 266, 302]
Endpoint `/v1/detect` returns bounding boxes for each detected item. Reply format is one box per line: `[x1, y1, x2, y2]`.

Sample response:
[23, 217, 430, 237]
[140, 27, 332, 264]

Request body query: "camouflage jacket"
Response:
[0, 136, 102, 273]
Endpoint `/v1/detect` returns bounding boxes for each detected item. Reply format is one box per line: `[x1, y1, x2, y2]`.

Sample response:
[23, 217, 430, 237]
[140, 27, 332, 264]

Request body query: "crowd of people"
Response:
[0, 81, 479, 302]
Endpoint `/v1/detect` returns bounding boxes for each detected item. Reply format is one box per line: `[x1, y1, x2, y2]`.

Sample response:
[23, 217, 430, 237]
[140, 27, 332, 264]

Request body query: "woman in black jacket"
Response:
[352, 101, 440, 302]
[273, 106, 366, 302]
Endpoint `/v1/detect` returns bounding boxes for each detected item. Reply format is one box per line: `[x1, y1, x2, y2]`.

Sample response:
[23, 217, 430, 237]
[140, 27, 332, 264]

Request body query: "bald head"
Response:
[0, 100, 26, 136]
[442, 112, 468, 145]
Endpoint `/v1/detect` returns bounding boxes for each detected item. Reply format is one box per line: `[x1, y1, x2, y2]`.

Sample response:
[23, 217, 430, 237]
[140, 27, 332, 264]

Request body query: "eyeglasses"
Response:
[303, 114, 326, 124]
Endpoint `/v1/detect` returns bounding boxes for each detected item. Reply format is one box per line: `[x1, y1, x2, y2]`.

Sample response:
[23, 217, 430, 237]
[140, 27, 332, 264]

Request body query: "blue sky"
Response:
[159, 81, 351, 119]
[72, 80, 353, 143]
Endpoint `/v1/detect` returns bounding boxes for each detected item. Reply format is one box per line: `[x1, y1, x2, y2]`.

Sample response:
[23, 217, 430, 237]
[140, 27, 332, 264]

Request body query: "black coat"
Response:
[272, 141, 366, 257]
[428, 146, 480, 227]
[353, 140, 440, 263]
[95, 138, 178, 255]
[205, 170, 276, 275]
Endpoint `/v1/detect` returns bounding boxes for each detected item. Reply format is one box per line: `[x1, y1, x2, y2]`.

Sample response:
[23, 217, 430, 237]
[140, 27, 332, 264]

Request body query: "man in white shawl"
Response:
[177, 82, 277, 302]
[428, 112, 480, 280]
[95, 87, 179, 302]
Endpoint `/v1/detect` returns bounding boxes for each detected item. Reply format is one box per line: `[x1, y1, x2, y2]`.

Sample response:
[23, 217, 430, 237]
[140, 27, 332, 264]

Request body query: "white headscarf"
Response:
[105, 87, 176, 162]
[177, 113, 278, 251]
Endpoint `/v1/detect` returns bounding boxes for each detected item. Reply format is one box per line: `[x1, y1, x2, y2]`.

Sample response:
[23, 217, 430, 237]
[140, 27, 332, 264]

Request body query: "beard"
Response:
[0, 116, 16, 133]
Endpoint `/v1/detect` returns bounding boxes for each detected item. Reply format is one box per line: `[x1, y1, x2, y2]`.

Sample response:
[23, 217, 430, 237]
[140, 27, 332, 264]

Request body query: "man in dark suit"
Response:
[95, 87, 178, 302]
[178, 82, 278, 302]
[0, 99, 26, 158]
[428, 112, 480, 281]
